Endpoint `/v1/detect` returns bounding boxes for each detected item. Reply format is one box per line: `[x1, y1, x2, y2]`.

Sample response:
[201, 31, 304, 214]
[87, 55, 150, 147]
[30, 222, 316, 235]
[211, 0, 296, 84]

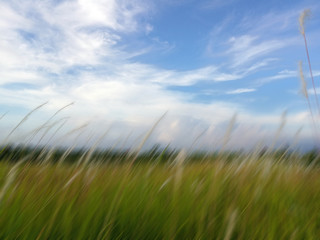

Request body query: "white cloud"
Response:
[206, 7, 303, 72]
[307, 87, 320, 95]
[0, 0, 149, 82]
[240, 58, 278, 75]
[0, 0, 244, 89]
[0, 76, 313, 150]
[228, 35, 286, 67]
[227, 88, 256, 94]
[149, 66, 242, 86]
[145, 23, 154, 34]
[255, 69, 297, 86]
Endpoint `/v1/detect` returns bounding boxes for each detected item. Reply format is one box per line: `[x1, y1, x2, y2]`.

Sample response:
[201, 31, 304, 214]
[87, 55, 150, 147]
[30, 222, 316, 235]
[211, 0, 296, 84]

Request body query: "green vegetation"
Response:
[0, 150, 319, 239]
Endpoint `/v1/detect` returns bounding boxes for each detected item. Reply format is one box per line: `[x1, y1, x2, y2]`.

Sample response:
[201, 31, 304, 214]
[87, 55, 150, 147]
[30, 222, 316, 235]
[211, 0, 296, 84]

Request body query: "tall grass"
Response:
[299, 9, 320, 114]
[298, 9, 320, 147]
[0, 159, 319, 239]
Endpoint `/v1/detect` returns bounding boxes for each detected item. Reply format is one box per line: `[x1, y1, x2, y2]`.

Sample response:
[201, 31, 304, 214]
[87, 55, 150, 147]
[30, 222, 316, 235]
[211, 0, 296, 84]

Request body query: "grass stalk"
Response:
[299, 9, 320, 115]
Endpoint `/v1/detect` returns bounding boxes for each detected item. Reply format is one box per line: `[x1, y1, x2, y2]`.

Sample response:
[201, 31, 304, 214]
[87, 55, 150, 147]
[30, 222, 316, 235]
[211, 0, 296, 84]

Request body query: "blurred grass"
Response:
[0, 156, 319, 239]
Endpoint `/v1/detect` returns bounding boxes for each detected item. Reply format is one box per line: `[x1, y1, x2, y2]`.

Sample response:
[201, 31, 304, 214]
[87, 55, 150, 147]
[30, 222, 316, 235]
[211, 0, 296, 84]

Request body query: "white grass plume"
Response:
[2, 102, 48, 144]
[129, 111, 167, 166]
[299, 9, 311, 35]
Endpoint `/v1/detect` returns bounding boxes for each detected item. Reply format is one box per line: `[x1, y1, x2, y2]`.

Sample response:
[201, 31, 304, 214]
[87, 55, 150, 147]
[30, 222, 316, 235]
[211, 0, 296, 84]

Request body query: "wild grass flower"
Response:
[224, 208, 238, 240]
[129, 111, 167, 167]
[174, 149, 186, 185]
[2, 102, 48, 145]
[299, 9, 320, 114]
[299, 61, 319, 143]
[299, 9, 310, 35]
[189, 127, 208, 152]
[44, 118, 69, 146]
[80, 128, 110, 167]
[222, 113, 237, 148]
[299, 61, 309, 99]
[0, 111, 8, 121]
[268, 110, 287, 154]
[63, 169, 82, 190]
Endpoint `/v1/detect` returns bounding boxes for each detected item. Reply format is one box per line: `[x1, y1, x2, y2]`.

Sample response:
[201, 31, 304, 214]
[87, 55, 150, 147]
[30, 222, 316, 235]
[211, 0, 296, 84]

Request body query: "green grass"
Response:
[0, 157, 319, 239]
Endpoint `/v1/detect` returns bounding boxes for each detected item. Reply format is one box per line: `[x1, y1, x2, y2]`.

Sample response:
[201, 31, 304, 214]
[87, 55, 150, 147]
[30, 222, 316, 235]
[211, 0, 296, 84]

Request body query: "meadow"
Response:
[0, 143, 319, 239]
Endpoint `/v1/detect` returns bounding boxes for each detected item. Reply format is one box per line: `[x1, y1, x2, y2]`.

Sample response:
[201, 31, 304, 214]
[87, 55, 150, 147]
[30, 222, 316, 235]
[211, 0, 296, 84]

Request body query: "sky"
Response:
[0, 0, 320, 151]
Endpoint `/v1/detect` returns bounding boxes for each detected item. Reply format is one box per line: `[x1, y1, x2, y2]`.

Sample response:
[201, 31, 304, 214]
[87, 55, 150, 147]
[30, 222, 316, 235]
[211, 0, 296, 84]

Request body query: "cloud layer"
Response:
[0, 0, 318, 150]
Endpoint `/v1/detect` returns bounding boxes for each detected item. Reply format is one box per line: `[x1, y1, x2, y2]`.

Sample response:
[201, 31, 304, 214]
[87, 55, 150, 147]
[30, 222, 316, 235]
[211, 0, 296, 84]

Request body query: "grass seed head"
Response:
[299, 9, 311, 35]
[298, 61, 308, 99]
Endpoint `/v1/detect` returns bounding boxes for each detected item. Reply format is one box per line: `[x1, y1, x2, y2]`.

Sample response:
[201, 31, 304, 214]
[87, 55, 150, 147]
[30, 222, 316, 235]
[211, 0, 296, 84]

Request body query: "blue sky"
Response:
[0, 0, 319, 150]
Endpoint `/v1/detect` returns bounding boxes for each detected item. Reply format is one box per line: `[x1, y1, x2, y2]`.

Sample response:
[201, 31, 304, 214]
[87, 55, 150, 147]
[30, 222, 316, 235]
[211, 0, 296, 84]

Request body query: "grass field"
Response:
[0, 149, 319, 239]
